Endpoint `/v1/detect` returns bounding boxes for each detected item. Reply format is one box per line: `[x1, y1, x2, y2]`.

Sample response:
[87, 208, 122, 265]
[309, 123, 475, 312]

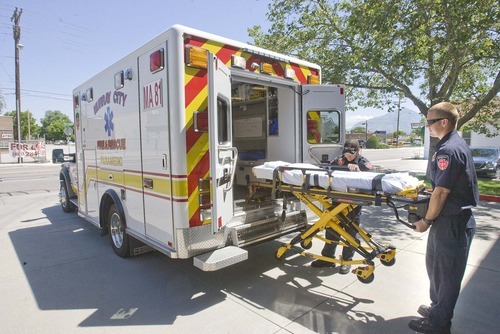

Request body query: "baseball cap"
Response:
[342, 139, 360, 154]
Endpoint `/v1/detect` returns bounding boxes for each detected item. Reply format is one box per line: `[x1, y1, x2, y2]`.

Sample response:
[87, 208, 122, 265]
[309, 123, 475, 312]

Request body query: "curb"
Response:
[479, 194, 500, 203]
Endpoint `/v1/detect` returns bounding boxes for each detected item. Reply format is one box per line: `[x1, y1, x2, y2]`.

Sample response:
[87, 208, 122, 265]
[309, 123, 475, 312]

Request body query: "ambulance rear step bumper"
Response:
[193, 210, 307, 271]
[229, 210, 307, 247]
[194, 246, 248, 271]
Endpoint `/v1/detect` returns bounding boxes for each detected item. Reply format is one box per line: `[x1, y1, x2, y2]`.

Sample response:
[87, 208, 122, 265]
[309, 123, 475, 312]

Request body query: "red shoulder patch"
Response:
[437, 155, 449, 171]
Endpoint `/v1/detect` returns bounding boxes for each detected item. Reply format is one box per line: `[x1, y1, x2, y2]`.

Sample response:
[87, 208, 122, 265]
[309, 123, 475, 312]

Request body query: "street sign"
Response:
[411, 122, 424, 129]
[64, 127, 73, 136]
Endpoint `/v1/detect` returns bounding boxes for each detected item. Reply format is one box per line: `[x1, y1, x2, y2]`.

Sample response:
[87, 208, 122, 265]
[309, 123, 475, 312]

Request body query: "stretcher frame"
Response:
[248, 165, 429, 284]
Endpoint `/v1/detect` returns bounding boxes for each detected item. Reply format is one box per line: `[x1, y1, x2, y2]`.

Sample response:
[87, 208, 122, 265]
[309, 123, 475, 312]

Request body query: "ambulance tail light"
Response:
[340, 87, 344, 94]
[260, 62, 273, 75]
[199, 193, 211, 209]
[73, 95, 79, 108]
[231, 55, 246, 69]
[198, 178, 212, 221]
[307, 74, 320, 84]
[150, 49, 164, 73]
[185, 45, 208, 69]
[284, 68, 296, 80]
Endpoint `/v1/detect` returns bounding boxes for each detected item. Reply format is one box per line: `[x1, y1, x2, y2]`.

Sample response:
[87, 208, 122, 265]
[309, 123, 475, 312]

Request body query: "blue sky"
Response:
[0, 0, 395, 129]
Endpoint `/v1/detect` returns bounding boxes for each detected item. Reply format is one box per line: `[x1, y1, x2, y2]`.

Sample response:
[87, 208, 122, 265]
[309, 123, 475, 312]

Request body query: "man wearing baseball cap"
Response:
[311, 139, 373, 273]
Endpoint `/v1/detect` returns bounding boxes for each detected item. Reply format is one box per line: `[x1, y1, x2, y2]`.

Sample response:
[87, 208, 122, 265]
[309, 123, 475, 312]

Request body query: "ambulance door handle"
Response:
[162, 154, 168, 170]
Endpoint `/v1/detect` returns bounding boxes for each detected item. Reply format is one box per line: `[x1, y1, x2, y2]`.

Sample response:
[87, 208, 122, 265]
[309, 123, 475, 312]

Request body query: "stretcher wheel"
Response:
[379, 248, 396, 266]
[357, 273, 375, 284]
[300, 239, 312, 249]
[380, 257, 396, 266]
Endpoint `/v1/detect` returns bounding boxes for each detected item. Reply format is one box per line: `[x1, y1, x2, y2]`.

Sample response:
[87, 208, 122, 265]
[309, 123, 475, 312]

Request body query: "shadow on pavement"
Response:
[8, 200, 500, 333]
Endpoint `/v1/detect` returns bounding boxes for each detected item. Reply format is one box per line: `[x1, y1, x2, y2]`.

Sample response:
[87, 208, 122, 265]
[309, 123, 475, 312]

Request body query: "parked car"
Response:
[471, 147, 500, 179]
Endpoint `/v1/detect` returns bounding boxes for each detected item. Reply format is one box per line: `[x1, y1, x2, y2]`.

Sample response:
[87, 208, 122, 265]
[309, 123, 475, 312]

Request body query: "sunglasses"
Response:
[426, 118, 447, 126]
[343, 148, 358, 155]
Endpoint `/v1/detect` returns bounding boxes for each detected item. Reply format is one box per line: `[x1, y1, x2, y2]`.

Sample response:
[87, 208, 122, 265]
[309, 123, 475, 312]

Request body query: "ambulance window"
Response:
[307, 110, 340, 144]
[217, 97, 230, 144]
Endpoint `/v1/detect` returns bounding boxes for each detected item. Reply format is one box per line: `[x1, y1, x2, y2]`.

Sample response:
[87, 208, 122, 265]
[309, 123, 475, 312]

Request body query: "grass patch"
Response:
[414, 174, 500, 196]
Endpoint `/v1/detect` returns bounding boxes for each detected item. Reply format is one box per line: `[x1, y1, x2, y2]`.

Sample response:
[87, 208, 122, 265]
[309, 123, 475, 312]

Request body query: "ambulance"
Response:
[59, 25, 346, 271]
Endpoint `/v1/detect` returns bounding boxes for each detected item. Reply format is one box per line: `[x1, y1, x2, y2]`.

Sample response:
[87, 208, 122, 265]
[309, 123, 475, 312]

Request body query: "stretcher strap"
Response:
[371, 174, 384, 192]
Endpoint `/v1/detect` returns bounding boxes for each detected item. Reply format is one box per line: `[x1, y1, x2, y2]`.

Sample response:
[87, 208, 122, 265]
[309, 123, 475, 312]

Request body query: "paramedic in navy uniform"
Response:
[311, 139, 373, 274]
[409, 102, 478, 334]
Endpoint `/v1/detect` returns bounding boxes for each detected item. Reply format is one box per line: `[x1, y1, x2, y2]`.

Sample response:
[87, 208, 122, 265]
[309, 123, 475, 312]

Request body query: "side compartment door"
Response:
[73, 92, 86, 214]
[208, 54, 236, 234]
[138, 45, 174, 247]
[301, 85, 346, 164]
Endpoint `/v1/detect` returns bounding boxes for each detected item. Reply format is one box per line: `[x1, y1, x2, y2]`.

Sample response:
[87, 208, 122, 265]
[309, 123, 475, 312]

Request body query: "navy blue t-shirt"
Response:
[429, 130, 479, 218]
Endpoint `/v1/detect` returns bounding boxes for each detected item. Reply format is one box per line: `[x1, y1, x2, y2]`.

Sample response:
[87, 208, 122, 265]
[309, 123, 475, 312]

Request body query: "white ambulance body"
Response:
[61, 25, 345, 270]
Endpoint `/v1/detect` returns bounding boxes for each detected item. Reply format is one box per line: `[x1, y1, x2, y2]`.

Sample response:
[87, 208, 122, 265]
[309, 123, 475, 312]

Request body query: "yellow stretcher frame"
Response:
[248, 165, 429, 284]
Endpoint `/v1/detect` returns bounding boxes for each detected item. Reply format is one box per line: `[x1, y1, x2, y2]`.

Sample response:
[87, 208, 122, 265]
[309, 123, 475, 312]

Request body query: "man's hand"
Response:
[347, 163, 360, 172]
[413, 219, 430, 233]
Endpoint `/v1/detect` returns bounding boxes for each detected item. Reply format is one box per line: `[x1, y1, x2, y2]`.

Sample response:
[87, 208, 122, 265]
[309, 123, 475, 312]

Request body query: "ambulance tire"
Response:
[60, 182, 75, 213]
[108, 204, 131, 257]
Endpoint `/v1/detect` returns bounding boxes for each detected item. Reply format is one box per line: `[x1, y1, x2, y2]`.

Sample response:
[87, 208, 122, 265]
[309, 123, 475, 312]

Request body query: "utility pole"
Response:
[11, 7, 23, 163]
[396, 94, 401, 147]
[27, 108, 30, 141]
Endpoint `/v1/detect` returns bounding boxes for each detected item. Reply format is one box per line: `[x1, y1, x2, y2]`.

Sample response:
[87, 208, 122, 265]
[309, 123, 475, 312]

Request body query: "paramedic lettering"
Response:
[143, 79, 163, 110]
[93, 92, 111, 114]
[93, 91, 128, 114]
[113, 91, 128, 106]
[97, 139, 126, 150]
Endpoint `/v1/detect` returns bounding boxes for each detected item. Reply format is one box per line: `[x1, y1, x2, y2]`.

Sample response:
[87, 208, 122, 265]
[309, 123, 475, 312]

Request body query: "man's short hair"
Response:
[428, 102, 459, 127]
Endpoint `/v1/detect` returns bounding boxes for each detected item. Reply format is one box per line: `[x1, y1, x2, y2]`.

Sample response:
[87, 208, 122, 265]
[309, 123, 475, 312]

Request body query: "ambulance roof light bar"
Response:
[307, 74, 320, 84]
[284, 68, 296, 80]
[231, 55, 246, 69]
[241, 48, 289, 64]
[185, 45, 208, 69]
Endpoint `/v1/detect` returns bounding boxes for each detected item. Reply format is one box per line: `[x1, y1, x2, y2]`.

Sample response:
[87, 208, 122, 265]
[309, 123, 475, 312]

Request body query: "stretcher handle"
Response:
[386, 199, 416, 229]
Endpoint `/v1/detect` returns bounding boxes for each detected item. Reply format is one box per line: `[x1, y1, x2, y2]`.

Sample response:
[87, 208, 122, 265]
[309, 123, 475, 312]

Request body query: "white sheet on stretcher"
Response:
[252, 161, 420, 194]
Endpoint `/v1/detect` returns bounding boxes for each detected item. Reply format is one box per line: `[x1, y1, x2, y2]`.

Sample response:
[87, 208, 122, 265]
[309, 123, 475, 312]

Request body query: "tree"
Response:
[351, 126, 366, 134]
[40, 110, 73, 142]
[366, 135, 379, 149]
[3, 110, 40, 140]
[249, 0, 499, 135]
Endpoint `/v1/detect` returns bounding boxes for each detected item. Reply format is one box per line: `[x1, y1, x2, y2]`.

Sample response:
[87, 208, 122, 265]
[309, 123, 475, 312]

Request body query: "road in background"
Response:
[2, 145, 499, 333]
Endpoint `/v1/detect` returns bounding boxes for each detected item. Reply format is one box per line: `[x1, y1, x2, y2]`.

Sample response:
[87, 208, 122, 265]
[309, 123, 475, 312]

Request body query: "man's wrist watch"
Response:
[423, 218, 434, 226]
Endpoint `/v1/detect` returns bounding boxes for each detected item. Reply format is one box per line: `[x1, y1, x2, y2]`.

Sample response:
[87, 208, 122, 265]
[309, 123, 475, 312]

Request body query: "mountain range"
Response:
[350, 108, 424, 134]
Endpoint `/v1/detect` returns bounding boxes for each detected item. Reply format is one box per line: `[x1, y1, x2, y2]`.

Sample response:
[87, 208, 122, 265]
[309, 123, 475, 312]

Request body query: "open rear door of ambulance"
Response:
[207, 53, 237, 234]
[301, 84, 346, 164]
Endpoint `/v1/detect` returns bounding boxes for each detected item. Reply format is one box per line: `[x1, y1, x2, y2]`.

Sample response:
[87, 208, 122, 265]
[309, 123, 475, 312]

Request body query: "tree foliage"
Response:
[3, 111, 40, 140]
[351, 126, 366, 133]
[40, 110, 73, 141]
[249, 0, 499, 135]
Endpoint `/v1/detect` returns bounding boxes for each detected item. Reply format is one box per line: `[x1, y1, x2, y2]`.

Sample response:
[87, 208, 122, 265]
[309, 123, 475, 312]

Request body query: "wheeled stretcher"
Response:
[250, 162, 430, 284]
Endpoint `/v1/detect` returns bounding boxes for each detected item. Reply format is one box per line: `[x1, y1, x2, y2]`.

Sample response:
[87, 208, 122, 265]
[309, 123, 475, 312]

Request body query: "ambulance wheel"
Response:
[60, 182, 74, 213]
[108, 204, 130, 257]
[300, 239, 312, 249]
[357, 273, 375, 284]
[381, 257, 396, 266]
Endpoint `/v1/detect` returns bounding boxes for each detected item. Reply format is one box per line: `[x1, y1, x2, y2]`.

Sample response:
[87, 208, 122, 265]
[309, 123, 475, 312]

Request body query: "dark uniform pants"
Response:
[321, 206, 361, 261]
[426, 210, 475, 328]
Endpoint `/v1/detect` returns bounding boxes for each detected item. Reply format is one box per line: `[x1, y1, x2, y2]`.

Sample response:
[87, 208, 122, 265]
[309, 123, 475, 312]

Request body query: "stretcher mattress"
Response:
[252, 161, 420, 194]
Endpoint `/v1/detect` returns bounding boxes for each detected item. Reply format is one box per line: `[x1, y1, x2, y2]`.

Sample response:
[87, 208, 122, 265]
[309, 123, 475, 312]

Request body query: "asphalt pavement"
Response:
[0, 150, 499, 333]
